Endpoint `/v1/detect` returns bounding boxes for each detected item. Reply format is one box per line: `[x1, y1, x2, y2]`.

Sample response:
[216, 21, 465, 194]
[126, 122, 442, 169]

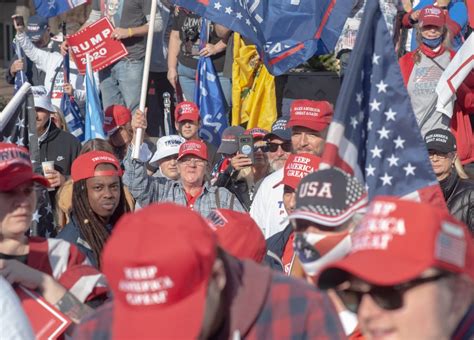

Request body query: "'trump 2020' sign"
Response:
[67, 17, 128, 74]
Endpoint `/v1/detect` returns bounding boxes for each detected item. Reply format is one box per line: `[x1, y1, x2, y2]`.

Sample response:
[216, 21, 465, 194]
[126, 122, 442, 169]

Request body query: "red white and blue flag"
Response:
[172, 0, 352, 76]
[321, 0, 447, 210]
[33, 0, 88, 18]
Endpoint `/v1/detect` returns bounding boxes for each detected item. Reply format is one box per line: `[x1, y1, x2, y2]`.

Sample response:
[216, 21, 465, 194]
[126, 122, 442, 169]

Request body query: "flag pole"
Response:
[0, 82, 31, 132]
[132, 0, 157, 159]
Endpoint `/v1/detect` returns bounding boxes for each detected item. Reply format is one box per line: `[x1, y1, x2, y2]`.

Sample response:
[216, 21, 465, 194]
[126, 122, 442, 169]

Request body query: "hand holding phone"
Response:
[238, 134, 254, 164]
[12, 15, 25, 31]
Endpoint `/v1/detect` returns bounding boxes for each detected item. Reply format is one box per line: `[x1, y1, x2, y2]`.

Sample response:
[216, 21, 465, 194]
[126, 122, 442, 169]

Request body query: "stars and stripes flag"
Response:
[84, 56, 105, 141]
[172, 0, 353, 76]
[33, 0, 88, 18]
[194, 19, 228, 147]
[0, 83, 56, 236]
[61, 52, 85, 142]
[320, 0, 447, 210]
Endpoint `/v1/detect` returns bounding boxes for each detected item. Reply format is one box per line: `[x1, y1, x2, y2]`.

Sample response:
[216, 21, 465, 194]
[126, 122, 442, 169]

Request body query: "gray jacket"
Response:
[123, 148, 245, 217]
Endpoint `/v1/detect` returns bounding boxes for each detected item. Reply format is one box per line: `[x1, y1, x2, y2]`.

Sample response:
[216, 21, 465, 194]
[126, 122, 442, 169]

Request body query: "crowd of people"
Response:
[1, 0, 474, 338]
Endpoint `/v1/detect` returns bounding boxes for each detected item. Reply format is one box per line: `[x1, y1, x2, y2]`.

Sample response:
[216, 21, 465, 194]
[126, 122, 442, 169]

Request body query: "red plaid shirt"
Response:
[73, 259, 344, 339]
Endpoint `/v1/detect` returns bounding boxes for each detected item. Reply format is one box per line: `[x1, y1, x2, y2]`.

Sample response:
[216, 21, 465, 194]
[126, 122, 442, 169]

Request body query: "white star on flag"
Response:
[369, 99, 381, 111]
[214, 2, 222, 10]
[225, 7, 232, 14]
[350, 117, 359, 129]
[393, 135, 405, 149]
[245, 19, 251, 25]
[367, 119, 373, 131]
[236, 12, 243, 19]
[356, 92, 363, 105]
[375, 80, 388, 93]
[16, 118, 25, 129]
[370, 145, 382, 158]
[403, 163, 416, 176]
[366, 164, 376, 176]
[3, 136, 12, 143]
[384, 108, 397, 121]
[372, 53, 380, 65]
[380, 173, 393, 186]
[377, 126, 390, 139]
[387, 154, 399, 167]
[32, 210, 42, 223]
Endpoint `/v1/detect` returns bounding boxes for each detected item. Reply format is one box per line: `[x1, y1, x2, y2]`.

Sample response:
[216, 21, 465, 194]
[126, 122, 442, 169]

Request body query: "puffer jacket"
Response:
[440, 171, 474, 233]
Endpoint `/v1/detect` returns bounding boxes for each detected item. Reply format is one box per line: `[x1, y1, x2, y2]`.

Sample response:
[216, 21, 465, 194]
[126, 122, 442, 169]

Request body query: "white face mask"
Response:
[293, 231, 352, 279]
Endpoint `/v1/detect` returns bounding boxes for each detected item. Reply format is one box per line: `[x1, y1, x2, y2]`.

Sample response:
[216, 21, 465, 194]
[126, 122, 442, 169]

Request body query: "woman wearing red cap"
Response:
[0, 143, 108, 330]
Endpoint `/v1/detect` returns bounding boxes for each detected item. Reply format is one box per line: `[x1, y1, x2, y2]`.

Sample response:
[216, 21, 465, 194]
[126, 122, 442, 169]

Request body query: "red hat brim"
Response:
[0, 169, 49, 191]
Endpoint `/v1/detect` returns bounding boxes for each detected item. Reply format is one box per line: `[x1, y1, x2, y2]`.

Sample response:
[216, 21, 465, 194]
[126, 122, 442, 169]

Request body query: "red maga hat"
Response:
[174, 101, 200, 122]
[274, 153, 321, 190]
[287, 100, 333, 132]
[71, 151, 122, 182]
[101, 203, 217, 339]
[178, 140, 208, 161]
[318, 196, 474, 289]
[103, 105, 132, 136]
[419, 5, 446, 28]
[207, 209, 266, 262]
[0, 143, 49, 190]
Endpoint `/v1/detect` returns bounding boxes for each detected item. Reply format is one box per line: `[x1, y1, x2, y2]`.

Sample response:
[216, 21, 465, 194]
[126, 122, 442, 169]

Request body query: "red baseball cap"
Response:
[317, 196, 474, 289]
[71, 151, 122, 182]
[274, 153, 321, 190]
[177, 140, 208, 161]
[174, 101, 200, 122]
[287, 100, 333, 132]
[104, 105, 132, 136]
[0, 143, 49, 190]
[102, 203, 216, 339]
[419, 5, 446, 27]
[244, 127, 269, 140]
[206, 209, 266, 263]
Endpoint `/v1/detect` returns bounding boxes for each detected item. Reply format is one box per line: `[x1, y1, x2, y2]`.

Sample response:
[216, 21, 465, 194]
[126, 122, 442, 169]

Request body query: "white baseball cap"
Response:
[150, 135, 185, 164]
[32, 85, 55, 112]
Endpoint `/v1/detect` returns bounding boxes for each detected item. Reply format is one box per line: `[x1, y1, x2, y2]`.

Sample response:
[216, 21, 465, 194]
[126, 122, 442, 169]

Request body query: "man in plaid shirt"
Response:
[73, 203, 344, 339]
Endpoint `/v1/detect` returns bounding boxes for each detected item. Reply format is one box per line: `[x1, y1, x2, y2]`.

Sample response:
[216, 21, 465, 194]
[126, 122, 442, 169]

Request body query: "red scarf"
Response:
[419, 43, 446, 59]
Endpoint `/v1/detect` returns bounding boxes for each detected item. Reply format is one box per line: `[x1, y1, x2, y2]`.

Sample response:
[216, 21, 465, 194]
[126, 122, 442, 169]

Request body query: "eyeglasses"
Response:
[336, 272, 451, 313]
[266, 142, 292, 153]
[178, 158, 207, 166]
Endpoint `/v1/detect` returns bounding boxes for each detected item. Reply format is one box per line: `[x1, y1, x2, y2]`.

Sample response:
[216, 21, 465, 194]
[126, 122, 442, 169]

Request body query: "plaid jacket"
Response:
[73, 258, 344, 340]
[122, 148, 245, 216]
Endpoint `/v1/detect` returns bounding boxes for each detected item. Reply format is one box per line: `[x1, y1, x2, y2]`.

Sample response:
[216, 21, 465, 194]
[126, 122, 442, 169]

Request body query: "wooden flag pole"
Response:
[132, 0, 157, 159]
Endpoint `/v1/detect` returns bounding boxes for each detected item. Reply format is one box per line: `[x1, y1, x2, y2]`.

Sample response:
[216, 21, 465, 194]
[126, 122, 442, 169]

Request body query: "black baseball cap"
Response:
[27, 15, 49, 42]
[264, 118, 291, 141]
[425, 129, 456, 154]
[217, 126, 245, 155]
[288, 168, 368, 227]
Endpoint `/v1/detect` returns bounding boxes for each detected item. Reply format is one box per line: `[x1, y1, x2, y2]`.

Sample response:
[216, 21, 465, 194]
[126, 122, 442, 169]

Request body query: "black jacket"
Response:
[39, 123, 81, 176]
[440, 171, 474, 233]
[264, 224, 293, 272]
[213, 161, 251, 211]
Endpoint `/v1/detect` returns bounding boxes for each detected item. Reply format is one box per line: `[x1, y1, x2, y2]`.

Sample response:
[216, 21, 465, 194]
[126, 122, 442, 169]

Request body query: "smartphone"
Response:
[13, 15, 25, 27]
[238, 134, 254, 163]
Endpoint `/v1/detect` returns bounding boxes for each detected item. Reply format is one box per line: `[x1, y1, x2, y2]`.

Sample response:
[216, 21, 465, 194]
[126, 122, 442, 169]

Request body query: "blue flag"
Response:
[61, 53, 85, 142]
[194, 19, 228, 147]
[172, 0, 352, 75]
[321, 0, 447, 209]
[13, 42, 27, 93]
[33, 0, 88, 18]
[85, 59, 105, 141]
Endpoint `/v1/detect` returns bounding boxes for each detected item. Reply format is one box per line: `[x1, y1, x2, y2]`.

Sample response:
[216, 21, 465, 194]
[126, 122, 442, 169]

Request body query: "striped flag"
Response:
[320, 0, 447, 210]
[13, 42, 27, 93]
[84, 56, 105, 141]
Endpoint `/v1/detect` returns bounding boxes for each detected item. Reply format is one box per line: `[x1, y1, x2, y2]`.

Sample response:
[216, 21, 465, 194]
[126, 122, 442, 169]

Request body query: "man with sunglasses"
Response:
[251, 100, 334, 239]
[263, 118, 292, 172]
[425, 129, 474, 231]
[317, 197, 474, 340]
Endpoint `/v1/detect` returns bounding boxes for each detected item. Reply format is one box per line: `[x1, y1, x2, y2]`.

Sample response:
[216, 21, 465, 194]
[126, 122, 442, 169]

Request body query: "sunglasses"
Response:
[336, 272, 451, 313]
[266, 142, 292, 153]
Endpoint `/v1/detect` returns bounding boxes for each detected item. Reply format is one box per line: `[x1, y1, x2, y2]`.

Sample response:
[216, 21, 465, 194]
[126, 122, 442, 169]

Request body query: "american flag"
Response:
[321, 0, 446, 209]
[12, 42, 27, 93]
[172, 0, 353, 75]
